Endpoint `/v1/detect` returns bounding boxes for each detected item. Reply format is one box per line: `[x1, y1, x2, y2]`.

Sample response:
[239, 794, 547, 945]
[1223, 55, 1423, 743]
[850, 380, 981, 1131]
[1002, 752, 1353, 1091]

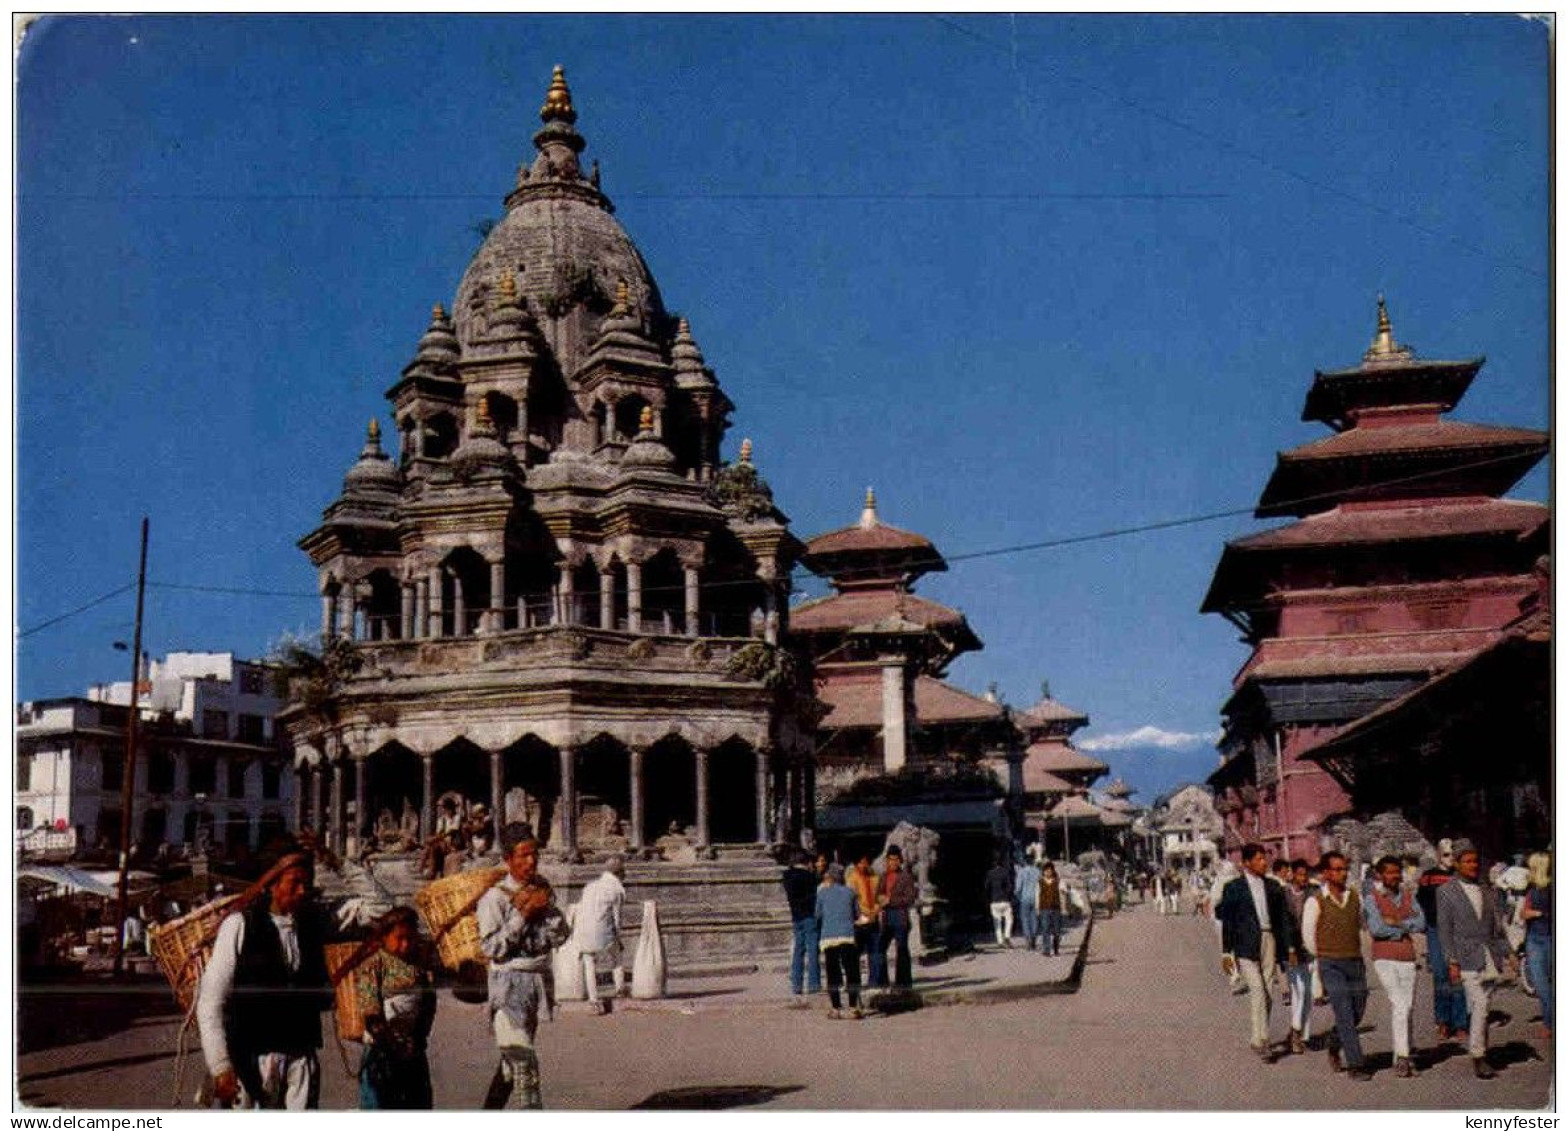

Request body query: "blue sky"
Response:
[16, 15, 1550, 803]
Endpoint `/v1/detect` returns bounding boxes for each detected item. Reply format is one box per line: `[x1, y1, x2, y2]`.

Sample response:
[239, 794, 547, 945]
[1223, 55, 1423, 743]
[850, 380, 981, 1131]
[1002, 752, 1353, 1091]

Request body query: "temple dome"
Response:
[342, 419, 401, 498]
[453, 68, 667, 378]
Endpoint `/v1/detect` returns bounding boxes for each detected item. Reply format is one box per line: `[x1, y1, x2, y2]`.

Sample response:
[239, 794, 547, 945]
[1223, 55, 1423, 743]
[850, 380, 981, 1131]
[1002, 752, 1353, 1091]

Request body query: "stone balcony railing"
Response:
[348, 623, 759, 681]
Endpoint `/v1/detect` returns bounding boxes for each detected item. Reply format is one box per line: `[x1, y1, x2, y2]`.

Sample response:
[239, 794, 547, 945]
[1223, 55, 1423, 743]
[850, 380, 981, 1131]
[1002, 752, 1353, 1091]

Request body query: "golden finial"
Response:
[614, 279, 630, 312]
[678, 316, 692, 336]
[1364, 293, 1409, 361]
[639, 405, 655, 434]
[541, 64, 575, 121]
[497, 271, 517, 301]
[367, 418, 381, 443]
[860, 486, 878, 529]
[477, 398, 493, 427]
[432, 303, 447, 321]
[739, 438, 753, 464]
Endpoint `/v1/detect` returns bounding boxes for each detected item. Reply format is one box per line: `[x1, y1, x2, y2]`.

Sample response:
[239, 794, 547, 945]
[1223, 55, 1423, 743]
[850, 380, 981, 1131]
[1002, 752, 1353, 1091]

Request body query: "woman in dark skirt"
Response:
[355, 906, 437, 1109]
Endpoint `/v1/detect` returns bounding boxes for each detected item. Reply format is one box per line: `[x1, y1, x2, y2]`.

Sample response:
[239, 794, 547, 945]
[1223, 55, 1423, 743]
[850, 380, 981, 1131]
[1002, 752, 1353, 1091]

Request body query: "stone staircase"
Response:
[318, 852, 794, 973]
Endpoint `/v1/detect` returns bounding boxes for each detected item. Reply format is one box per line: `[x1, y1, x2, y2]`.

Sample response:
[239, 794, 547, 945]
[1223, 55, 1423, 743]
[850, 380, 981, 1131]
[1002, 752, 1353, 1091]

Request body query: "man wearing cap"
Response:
[478, 823, 571, 1108]
[197, 850, 333, 1109]
[1436, 839, 1517, 1079]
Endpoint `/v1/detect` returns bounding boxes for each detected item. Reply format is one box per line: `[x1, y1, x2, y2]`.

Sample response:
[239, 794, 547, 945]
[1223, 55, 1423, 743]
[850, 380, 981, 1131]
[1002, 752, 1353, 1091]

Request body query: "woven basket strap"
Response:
[431, 871, 508, 945]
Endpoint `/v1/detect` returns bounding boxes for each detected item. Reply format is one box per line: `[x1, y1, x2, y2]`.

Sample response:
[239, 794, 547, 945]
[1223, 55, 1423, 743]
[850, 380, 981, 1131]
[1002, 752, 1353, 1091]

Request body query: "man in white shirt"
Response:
[574, 855, 627, 1014]
[196, 852, 332, 1109]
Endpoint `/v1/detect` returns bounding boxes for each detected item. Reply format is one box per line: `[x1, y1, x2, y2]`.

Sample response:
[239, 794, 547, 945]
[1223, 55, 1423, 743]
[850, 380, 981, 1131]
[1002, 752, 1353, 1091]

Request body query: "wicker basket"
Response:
[414, 866, 505, 971]
[147, 894, 243, 1013]
[324, 942, 368, 1042]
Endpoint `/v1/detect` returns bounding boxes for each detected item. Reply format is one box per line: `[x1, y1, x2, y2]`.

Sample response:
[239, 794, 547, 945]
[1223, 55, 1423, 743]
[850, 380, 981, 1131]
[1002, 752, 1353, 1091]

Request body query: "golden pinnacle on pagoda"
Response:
[432, 303, 447, 321]
[367, 418, 381, 443]
[497, 271, 518, 301]
[541, 64, 575, 122]
[613, 279, 631, 314]
[860, 486, 879, 528]
[739, 438, 753, 465]
[639, 404, 655, 434]
[1364, 293, 1410, 362]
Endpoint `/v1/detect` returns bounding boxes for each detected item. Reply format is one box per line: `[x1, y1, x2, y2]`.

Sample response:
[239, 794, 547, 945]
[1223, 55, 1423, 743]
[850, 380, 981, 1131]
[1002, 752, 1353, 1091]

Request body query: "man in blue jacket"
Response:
[780, 849, 822, 1000]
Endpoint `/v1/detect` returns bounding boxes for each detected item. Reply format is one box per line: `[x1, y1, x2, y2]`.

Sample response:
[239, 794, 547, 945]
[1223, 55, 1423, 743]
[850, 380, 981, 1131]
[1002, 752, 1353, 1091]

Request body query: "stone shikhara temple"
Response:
[1203, 300, 1549, 864]
[286, 69, 820, 955]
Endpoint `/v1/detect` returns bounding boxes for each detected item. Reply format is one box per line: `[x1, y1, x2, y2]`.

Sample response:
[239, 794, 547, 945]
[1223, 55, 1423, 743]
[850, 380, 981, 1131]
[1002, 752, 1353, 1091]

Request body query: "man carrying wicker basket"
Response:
[477, 822, 570, 1110]
[195, 851, 333, 1109]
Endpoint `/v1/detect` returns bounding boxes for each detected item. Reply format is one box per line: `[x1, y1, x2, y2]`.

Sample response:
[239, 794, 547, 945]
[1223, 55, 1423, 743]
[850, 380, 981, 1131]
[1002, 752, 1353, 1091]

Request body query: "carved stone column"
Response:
[599, 570, 615, 630]
[489, 749, 504, 847]
[684, 566, 700, 636]
[763, 587, 779, 645]
[420, 752, 435, 840]
[337, 590, 355, 642]
[292, 764, 306, 832]
[427, 567, 443, 639]
[353, 752, 368, 855]
[755, 747, 770, 844]
[400, 583, 415, 641]
[628, 745, 646, 852]
[558, 745, 579, 857]
[558, 568, 576, 627]
[330, 758, 345, 857]
[413, 578, 428, 640]
[881, 661, 908, 772]
[626, 562, 643, 634]
[320, 593, 335, 638]
[488, 560, 505, 634]
[694, 746, 711, 849]
[310, 764, 324, 836]
[452, 579, 467, 638]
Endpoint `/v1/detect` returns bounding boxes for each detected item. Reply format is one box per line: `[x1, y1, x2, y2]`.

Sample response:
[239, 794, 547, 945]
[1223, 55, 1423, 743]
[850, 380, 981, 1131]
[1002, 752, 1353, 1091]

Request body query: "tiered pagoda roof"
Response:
[813, 669, 1005, 730]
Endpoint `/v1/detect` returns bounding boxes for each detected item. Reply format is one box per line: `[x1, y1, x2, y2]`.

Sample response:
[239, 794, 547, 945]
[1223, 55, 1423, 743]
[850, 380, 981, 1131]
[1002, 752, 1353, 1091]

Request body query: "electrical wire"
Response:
[17, 581, 136, 639]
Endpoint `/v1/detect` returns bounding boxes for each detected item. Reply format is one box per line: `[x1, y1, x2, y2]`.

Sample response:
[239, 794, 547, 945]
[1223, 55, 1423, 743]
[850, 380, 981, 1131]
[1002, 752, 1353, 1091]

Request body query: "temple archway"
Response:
[642, 548, 684, 635]
[645, 734, 697, 839]
[442, 547, 490, 636]
[576, 734, 631, 849]
[501, 735, 559, 848]
[709, 737, 759, 844]
[365, 742, 422, 848]
[431, 737, 490, 817]
[361, 569, 402, 640]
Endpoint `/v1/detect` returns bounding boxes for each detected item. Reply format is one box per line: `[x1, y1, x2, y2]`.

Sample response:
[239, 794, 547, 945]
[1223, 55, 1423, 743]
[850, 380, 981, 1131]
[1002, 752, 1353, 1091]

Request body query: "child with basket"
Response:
[348, 905, 438, 1109]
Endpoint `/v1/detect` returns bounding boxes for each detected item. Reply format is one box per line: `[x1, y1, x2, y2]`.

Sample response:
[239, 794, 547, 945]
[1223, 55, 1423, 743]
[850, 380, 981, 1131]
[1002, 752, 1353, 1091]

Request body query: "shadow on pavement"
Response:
[17, 975, 182, 1055]
[19, 1049, 179, 1085]
[631, 1084, 804, 1110]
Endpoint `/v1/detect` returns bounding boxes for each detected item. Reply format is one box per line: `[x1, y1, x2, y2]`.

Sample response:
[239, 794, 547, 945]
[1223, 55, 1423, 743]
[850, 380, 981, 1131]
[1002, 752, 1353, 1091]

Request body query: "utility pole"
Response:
[111, 518, 149, 977]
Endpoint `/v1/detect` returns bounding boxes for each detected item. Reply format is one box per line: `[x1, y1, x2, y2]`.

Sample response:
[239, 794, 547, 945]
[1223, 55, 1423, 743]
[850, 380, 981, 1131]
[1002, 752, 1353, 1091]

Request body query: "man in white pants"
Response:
[1436, 840, 1517, 1080]
[1364, 854, 1426, 1077]
[574, 855, 627, 1014]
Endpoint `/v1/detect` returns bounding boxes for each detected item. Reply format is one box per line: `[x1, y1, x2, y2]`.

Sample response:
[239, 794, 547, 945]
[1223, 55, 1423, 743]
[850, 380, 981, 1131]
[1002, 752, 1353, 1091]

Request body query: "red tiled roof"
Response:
[791, 588, 969, 633]
[1022, 741, 1109, 775]
[815, 672, 1004, 730]
[1021, 764, 1077, 795]
[1242, 652, 1464, 681]
[1017, 696, 1088, 728]
[805, 520, 938, 557]
[1229, 500, 1548, 551]
[1277, 420, 1547, 463]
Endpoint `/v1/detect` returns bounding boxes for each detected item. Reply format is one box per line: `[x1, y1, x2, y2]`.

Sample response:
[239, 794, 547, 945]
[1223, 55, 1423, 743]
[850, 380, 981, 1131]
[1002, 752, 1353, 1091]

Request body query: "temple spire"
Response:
[860, 486, 878, 529]
[738, 437, 753, 465]
[1364, 294, 1412, 363]
[540, 64, 576, 124]
[366, 418, 382, 449]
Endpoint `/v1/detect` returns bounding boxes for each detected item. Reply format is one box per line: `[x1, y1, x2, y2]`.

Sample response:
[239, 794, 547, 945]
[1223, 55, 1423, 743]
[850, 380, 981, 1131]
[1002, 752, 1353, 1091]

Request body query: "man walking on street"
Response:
[1365, 854, 1426, 1077]
[1418, 838, 1470, 1044]
[197, 849, 333, 1109]
[985, 852, 1015, 947]
[1015, 854, 1042, 951]
[1038, 862, 1065, 956]
[1437, 839, 1517, 1079]
[879, 845, 918, 989]
[1216, 844, 1298, 1062]
[1280, 858, 1316, 1055]
[574, 854, 627, 1015]
[1303, 852, 1372, 1080]
[781, 849, 822, 1001]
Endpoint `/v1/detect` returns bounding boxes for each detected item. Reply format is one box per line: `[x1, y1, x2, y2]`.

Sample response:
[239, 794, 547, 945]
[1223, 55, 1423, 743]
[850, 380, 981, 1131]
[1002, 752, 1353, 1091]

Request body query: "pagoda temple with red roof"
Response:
[1202, 299, 1548, 862]
[793, 489, 1011, 783]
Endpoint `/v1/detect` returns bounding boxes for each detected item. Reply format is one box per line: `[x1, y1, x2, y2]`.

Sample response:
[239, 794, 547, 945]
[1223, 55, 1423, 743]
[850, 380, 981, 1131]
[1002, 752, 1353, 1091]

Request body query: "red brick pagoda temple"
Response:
[1202, 299, 1548, 862]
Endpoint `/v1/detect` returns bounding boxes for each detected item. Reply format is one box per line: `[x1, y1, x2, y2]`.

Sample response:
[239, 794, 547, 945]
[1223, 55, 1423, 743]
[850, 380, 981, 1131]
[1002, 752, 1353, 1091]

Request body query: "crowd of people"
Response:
[1205, 838, 1552, 1082]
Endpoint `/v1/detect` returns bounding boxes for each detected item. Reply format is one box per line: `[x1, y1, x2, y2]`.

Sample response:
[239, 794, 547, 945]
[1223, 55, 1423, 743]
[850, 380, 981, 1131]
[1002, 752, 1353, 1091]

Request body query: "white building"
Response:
[1148, 783, 1223, 874]
[17, 652, 295, 860]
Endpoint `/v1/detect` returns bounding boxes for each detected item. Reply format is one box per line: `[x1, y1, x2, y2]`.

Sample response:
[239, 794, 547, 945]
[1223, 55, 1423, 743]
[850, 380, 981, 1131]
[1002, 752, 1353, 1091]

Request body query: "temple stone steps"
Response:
[321, 851, 798, 970]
